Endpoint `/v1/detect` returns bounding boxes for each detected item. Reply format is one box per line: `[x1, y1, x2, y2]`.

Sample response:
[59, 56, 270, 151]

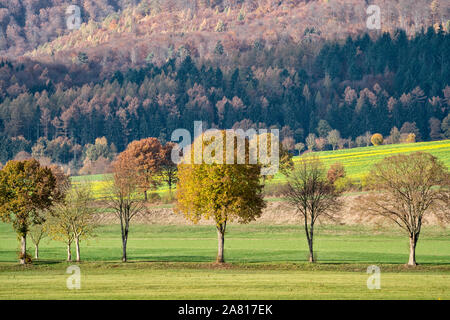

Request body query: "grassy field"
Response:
[4, 140, 448, 299]
[71, 140, 450, 199]
[0, 223, 449, 299]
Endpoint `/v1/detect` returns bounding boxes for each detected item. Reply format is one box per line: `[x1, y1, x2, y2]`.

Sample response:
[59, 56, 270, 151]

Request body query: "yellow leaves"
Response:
[175, 131, 265, 226]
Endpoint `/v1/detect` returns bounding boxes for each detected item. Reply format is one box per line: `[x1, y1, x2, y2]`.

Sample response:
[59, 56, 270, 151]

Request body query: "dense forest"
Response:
[0, 0, 449, 174]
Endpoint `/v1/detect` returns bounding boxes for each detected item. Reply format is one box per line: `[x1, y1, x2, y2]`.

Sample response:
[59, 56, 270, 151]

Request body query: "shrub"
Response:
[371, 133, 383, 146]
[334, 177, 355, 193]
[400, 133, 416, 143]
[327, 162, 346, 184]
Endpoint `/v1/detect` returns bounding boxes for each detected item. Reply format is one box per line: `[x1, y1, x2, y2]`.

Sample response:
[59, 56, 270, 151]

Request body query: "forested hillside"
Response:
[26, 0, 450, 69]
[0, 0, 449, 174]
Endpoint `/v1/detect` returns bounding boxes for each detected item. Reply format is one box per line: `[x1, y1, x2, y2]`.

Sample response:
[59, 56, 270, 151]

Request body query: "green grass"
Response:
[0, 262, 448, 299]
[0, 223, 449, 299]
[1, 223, 449, 264]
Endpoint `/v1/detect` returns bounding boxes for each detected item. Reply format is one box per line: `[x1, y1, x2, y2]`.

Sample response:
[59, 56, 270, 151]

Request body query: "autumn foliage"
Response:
[0, 159, 63, 264]
[175, 131, 266, 263]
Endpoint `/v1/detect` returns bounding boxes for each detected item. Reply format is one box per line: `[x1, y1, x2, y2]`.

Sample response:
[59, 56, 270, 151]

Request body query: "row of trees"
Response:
[1, 145, 448, 266]
[176, 149, 449, 266]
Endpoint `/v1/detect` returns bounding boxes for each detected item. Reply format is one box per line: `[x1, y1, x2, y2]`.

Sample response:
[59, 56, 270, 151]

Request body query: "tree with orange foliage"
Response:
[108, 153, 146, 262]
[116, 138, 164, 201]
[371, 133, 383, 146]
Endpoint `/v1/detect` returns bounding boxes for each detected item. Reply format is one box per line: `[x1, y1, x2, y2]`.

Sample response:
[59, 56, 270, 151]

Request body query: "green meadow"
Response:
[0, 223, 449, 299]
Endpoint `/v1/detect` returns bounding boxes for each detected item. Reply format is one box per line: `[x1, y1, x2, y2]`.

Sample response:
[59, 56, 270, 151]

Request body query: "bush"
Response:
[327, 162, 345, 184]
[161, 192, 176, 204]
[400, 133, 416, 143]
[334, 177, 355, 193]
[371, 133, 383, 146]
[361, 174, 377, 191]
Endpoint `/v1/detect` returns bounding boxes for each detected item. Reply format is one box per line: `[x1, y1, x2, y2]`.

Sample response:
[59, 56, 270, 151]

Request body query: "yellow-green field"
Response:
[72, 140, 450, 199]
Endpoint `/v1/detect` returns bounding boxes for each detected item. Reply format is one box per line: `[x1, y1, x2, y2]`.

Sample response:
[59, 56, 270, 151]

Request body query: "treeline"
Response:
[0, 28, 449, 169]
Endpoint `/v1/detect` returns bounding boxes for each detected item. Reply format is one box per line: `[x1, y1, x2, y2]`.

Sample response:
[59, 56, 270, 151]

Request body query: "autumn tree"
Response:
[0, 159, 61, 264]
[371, 133, 383, 146]
[359, 152, 449, 266]
[295, 143, 305, 156]
[117, 138, 164, 201]
[306, 133, 316, 151]
[108, 154, 147, 262]
[327, 162, 346, 184]
[44, 210, 74, 261]
[176, 131, 266, 263]
[284, 156, 342, 263]
[327, 129, 341, 150]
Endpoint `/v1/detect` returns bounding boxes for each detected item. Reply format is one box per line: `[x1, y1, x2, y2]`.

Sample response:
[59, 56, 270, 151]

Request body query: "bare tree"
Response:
[46, 185, 97, 262]
[327, 129, 341, 150]
[360, 152, 450, 266]
[29, 223, 46, 260]
[284, 156, 342, 262]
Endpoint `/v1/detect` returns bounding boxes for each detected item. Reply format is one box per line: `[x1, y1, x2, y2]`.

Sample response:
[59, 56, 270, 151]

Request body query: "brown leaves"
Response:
[113, 137, 165, 193]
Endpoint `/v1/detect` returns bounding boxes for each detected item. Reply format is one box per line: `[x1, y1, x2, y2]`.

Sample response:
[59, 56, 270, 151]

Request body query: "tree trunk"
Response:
[122, 237, 127, 262]
[305, 219, 315, 263]
[20, 235, 27, 264]
[34, 244, 39, 260]
[75, 237, 81, 262]
[308, 238, 315, 263]
[408, 236, 417, 266]
[67, 243, 72, 262]
[216, 229, 225, 263]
